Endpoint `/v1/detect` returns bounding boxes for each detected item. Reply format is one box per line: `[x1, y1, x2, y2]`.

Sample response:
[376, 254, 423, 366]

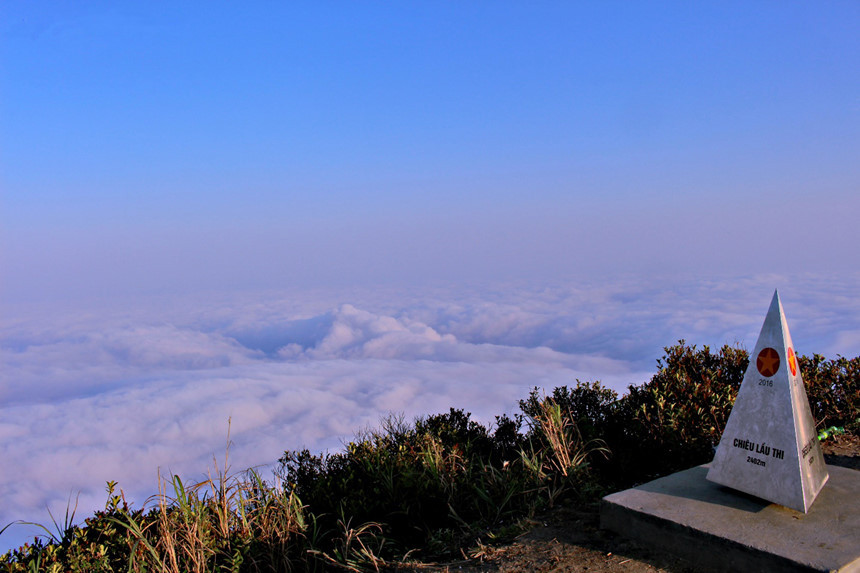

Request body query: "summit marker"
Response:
[707, 290, 828, 512]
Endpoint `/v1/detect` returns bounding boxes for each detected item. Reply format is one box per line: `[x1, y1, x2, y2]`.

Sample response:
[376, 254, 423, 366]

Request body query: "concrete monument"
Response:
[707, 290, 828, 512]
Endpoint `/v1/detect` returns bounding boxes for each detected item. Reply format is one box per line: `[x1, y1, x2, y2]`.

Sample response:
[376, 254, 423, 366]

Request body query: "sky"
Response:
[1, 0, 859, 553]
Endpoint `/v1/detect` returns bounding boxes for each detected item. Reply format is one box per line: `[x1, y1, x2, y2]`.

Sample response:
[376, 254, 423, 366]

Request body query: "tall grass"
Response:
[2, 434, 313, 573]
[110, 435, 310, 573]
[520, 398, 609, 507]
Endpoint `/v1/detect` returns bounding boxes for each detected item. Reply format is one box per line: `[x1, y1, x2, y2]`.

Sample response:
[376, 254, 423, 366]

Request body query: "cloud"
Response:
[1, 272, 859, 551]
[0, 322, 259, 404]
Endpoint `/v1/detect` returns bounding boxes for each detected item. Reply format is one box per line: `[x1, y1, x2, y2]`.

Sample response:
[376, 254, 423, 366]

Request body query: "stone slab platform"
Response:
[600, 464, 860, 572]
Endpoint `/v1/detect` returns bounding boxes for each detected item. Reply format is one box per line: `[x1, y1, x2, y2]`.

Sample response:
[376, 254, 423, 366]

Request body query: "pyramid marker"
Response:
[707, 290, 828, 513]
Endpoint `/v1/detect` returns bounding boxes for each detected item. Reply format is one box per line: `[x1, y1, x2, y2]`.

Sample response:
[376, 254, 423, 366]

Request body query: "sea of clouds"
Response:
[2, 272, 859, 551]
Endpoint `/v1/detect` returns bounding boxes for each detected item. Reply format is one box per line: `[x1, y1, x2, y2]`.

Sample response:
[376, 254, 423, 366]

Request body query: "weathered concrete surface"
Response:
[601, 464, 860, 572]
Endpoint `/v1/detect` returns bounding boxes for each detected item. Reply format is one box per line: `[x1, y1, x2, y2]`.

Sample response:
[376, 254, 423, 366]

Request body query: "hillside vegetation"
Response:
[2, 342, 857, 572]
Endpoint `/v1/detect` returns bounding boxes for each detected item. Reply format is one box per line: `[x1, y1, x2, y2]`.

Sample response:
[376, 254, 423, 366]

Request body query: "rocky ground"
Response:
[413, 433, 860, 573]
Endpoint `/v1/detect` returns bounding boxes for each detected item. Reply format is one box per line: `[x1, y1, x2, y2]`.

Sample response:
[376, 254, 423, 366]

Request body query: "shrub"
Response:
[517, 343, 749, 488]
[519, 381, 618, 444]
[540, 342, 857, 488]
[276, 408, 550, 560]
[800, 354, 860, 432]
[611, 341, 747, 483]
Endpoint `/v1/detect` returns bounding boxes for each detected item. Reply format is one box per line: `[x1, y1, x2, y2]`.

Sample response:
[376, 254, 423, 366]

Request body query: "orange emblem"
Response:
[757, 347, 780, 377]
[787, 347, 797, 376]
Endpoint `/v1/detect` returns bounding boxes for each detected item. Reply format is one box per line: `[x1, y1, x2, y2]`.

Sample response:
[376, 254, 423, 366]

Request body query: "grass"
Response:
[108, 426, 311, 573]
[520, 398, 609, 507]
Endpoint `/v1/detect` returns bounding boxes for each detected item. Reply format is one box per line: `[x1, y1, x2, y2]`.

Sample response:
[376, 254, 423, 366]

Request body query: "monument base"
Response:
[600, 464, 860, 573]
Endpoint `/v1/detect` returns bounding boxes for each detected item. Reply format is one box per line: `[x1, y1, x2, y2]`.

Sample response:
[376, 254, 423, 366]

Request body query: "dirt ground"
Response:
[412, 434, 860, 573]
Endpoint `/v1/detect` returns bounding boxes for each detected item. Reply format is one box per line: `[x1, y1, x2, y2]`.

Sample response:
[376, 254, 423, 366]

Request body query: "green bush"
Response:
[276, 408, 563, 560]
[800, 354, 860, 432]
[530, 342, 857, 488]
[520, 381, 618, 444]
[0, 486, 136, 573]
[517, 343, 747, 487]
[611, 341, 747, 483]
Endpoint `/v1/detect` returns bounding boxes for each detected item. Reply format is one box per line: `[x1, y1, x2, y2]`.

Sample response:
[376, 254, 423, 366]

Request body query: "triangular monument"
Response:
[707, 290, 828, 513]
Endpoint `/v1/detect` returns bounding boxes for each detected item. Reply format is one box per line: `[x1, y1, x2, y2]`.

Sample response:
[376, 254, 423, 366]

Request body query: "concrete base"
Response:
[600, 464, 860, 572]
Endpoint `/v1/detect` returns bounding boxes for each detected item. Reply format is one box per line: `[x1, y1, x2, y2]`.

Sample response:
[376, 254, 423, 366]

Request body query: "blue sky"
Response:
[1, 1, 859, 552]
[2, 2, 859, 300]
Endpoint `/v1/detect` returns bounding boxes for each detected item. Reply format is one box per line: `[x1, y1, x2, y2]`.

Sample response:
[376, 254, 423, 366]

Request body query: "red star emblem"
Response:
[757, 347, 780, 377]
[788, 347, 797, 376]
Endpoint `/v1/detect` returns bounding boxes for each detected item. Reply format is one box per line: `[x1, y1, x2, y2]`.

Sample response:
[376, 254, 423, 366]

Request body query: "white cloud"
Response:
[0, 322, 259, 403]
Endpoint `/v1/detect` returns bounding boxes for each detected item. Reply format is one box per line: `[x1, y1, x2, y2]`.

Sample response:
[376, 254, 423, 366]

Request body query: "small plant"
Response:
[310, 518, 389, 572]
[817, 426, 845, 441]
[520, 396, 608, 506]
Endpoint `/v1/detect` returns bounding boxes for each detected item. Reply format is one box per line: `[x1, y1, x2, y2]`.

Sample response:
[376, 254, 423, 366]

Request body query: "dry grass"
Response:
[112, 423, 308, 573]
